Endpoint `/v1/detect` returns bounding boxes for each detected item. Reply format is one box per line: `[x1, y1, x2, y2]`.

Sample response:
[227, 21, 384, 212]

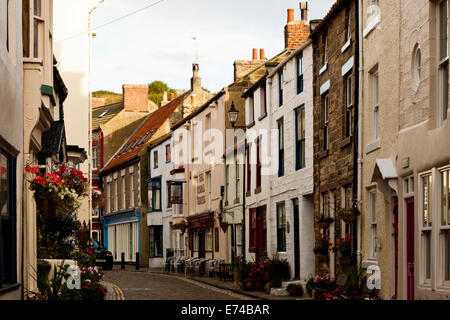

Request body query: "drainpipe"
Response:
[356, 0, 363, 265]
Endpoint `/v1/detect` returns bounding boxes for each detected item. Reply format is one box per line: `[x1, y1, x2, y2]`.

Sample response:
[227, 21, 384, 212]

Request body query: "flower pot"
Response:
[244, 278, 256, 291]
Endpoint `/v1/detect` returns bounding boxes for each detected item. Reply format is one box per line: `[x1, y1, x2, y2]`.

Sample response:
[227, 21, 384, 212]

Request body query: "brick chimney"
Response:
[234, 49, 266, 82]
[122, 84, 149, 112]
[285, 2, 310, 49]
[170, 92, 175, 101]
[92, 97, 105, 109]
[260, 49, 265, 60]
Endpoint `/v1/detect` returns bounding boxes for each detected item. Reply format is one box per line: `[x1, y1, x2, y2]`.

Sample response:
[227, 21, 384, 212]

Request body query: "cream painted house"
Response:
[360, 0, 401, 300]
[396, 0, 450, 300]
[0, 0, 24, 300]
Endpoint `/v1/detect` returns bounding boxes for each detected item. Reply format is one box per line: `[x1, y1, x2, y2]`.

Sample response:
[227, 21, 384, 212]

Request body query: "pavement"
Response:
[101, 264, 308, 301]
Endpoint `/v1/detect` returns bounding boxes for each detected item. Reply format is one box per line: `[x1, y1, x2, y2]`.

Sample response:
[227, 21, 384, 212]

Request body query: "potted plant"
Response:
[337, 207, 360, 224]
[317, 216, 335, 229]
[333, 234, 352, 264]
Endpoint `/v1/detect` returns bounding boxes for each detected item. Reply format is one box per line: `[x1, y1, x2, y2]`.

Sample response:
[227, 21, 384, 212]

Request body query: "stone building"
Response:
[396, 0, 450, 300]
[241, 3, 311, 274]
[0, 0, 23, 300]
[360, 0, 401, 300]
[310, 0, 359, 277]
[101, 64, 212, 266]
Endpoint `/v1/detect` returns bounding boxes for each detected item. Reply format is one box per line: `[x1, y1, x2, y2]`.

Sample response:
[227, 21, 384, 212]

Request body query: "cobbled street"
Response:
[103, 271, 249, 300]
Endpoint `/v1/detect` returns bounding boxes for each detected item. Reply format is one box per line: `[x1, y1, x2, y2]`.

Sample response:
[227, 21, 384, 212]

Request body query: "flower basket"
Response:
[35, 197, 56, 219]
[317, 217, 335, 229]
[337, 208, 360, 224]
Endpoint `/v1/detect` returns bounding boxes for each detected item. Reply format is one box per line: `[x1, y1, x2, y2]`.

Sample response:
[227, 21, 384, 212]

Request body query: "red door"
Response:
[256, 206, 267, 260]
[406, 198, 415, 300]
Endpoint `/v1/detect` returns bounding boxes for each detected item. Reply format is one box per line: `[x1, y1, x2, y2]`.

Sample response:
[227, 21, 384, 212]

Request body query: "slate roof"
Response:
[92, 102, 124, 131]
[101, 91, 192, 173]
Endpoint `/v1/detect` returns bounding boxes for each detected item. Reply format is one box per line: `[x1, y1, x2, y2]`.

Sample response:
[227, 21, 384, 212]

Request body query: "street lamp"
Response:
[88, 0, 104, 243]
[227, 102, 246, 262]
[228, 101, 239, 127]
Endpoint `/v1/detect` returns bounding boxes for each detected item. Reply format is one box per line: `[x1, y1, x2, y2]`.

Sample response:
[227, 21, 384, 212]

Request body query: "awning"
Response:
[186, 211, 215, 229]
[371, 159, 398, 202]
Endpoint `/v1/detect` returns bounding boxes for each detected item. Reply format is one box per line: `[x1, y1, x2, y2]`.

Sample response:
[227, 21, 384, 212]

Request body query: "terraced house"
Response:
[310, 0, 360, 277]
[242, 4, 311, 274]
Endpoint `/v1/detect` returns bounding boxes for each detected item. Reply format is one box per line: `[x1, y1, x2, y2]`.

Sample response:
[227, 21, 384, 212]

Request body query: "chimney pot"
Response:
[170, 93, 175, 101]
[260, 49, 265, 60]
[287, 9, 294, 23]
[252, 48, 258, 60]
[300, 2, 308, 21]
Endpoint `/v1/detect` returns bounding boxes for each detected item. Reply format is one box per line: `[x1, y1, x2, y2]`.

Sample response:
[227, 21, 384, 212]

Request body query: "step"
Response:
[282, 280, 304, 288]
[270, 288, 290, 297]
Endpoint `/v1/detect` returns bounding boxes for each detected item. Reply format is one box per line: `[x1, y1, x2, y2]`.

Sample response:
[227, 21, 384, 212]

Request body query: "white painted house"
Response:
[242, 40, 315, 281]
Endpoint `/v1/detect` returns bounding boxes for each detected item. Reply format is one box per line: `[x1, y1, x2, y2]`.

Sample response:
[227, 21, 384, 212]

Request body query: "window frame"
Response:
[278, 70, 284, 107]
[345, 73, 353, 138]
[165, 144, 171, 163]
[261, 84, 267, 116]
[321, 94, 329, 151]
[149, 226, 163, 258]
[372, 70, 380, 141]
[369, 189, 377, 259]
[276, 202, 287, 252]
[295, 106, 306, 171]
[278, 118, 284, 177]
[439, 167, 450, 286]
[153, 150, 159, 169]
[148, 178, 162, 212]
[438, 0, 449, 123]
[420, 172, 433, 284]
[297, 53, 304, 94]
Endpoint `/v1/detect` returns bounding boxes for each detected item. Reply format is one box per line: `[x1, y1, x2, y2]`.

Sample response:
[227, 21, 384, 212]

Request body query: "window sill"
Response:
[341, 38, 351, 53]
[255, 187, 262, 195]
[247, 121, 255, 129]
[0, 283, 20, 295]
[340, 136, 353, 149]
[365, 140, 381, 154]
[317, 150, 329, 160]
[258, 113, 267, 121]
[363, 18, 381, 38]
[319, 63, 328, 75]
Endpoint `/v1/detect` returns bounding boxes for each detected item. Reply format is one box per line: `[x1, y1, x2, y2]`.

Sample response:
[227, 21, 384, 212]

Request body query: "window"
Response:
[33, 0, 43, 59]
[413, 46, 422, 88]
[261, 85, 267, 116]
[113, 177, 118, 212]
[167, 183, 172, 208]
[321, 94, 329, 151]
[369, 190, 377, 259]
[438, 0, 449, 122]
[278, 71, 284, 107]
[246, 145, 251, 194]
[122, 175, 126, 210]
[422, 175, 432, 282]
[193, 231, 199, 251]
[441, 169, 450, 283]
[295, 106, 306, 170]
[225, 165, 229, 205]
[256, 139, 262, 189]
[323, 36, 328, 66]
[153, 150, 159, 169]
[165, 144, 171, 163]
[249, 94, 255, 124]
[92, 145, 99, 170]
[345, 9, 351, 42]
[372, 70, 379, 141]
[206, 171, 212, 209]
[297, 53, 304, 94]
[277, 202, 287, 252]
[149, 226, 163, 258]
[106, 181, 111, 213]
[206, 229, 213, 251]
[0, 149, 17, 288]
[148, 178, 162, 212]
[130, 172, 134, 208]
[345, 74, 353, 138]
[278, 118, 284, 177]
[345, 186, 353, 234]
[321, 192, 330, 218]
[215, 228, 219, 252]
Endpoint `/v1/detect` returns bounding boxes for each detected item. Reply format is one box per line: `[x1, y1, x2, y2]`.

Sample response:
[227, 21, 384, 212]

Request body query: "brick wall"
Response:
[123, 84, 149, 112]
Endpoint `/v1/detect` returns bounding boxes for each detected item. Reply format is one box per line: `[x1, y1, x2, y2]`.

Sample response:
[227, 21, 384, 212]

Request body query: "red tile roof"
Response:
[101, 90, 191, 173]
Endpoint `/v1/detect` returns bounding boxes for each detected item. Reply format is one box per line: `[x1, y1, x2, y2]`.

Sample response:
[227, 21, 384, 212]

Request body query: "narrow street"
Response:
[102, 271, 249, 300]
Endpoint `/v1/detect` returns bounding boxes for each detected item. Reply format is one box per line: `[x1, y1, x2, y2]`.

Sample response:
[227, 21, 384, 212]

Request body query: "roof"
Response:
[92, 102, 124, 131]
[171, 90, 226, 131]
[267, 40, 312, 78]
[101, 91, 191, 173]
[310, 0, 349, 39]
[41, 121, 65, 156]
[242, 49, 294, 98]
[147, 132, 172, 150]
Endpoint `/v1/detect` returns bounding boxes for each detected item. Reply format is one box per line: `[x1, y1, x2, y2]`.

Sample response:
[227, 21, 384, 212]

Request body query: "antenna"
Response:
[192, 36, 199, 63]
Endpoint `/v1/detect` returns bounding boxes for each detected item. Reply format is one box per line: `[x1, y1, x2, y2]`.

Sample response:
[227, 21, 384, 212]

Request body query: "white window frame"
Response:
[419, 172, 433, 285]
[439, 166, 450, 287]
[130, 172, 134, 208]
[322, 94, 329, 151]
[122, 174, 126, 210]
[235, 156, 240, 202]
[113, 177, 118, 212]
[369, 189, 377, 259]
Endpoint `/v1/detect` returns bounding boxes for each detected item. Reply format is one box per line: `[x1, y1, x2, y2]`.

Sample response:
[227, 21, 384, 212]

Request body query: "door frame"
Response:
[406, 197, 415, 300]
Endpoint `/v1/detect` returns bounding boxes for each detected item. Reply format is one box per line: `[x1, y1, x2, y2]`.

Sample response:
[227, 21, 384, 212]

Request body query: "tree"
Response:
[148, 81, 177, 106]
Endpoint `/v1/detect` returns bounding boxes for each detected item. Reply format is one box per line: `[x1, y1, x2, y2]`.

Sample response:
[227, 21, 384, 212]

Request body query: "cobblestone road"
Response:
[103, 271, 249, 300]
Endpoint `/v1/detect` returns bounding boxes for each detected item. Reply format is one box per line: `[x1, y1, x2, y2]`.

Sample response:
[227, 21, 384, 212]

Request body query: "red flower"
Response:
[60, 165, 67, 173]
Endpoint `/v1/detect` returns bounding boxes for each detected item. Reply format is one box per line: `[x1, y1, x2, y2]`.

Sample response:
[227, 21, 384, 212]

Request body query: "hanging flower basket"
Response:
[317, 216, 335, 229]
[171, 220, 188, 234]
[314, 234, 332, 257]
[337, 208, 360, 224]
[35, 197, 56, 219]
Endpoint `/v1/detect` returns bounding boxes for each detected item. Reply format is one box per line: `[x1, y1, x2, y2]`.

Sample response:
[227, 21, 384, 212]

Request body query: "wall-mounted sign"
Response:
[170, 183, 183, 204]
[402, 157, 410, 169]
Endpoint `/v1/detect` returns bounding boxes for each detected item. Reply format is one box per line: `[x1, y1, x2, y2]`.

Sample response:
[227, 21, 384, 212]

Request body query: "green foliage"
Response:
[148, 81, 177, 106]
[92, 90, 122, 105]
[346, 263, 368, 296]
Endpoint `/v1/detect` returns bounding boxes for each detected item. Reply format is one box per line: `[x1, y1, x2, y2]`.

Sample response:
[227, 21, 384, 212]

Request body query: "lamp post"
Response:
[88, 0, 104, 242]
[227, 101, 247, 262]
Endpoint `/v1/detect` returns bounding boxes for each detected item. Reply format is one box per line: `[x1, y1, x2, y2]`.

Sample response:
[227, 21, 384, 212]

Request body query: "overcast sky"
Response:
[87, 0, 335, 93]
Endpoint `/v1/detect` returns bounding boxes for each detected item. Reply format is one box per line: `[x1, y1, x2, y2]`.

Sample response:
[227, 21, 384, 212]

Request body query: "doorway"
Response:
[293, 199, 300, 279]
[406, 198, 415, 300]
[198, 229, 206, 258]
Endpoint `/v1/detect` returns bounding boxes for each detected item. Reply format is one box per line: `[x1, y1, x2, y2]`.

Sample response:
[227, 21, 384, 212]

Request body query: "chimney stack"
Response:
[123, 84, 149, 112]
[252, 48, 258, 60]
[260, 49, 265, 60]
[170, 92, 175, 101]
[284, 3, 310, 49]
[191, 63, 202, 93]
[300, 2, 308, 21]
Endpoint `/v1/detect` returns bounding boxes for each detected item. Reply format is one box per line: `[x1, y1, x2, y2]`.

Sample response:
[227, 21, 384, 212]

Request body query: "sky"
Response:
[84, 0, 335, 93]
